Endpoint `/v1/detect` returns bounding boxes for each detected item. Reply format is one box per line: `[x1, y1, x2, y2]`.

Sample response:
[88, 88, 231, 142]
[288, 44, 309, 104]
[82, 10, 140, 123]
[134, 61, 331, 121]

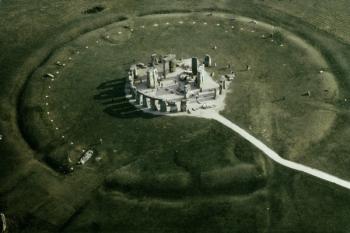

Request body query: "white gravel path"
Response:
[191, 109, 350, 190]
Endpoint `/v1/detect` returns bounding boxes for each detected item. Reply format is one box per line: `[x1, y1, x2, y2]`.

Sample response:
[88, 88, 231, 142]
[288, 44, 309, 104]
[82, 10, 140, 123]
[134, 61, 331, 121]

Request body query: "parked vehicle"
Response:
[1, 213, 6, 233]
[77, 150, 94, 165]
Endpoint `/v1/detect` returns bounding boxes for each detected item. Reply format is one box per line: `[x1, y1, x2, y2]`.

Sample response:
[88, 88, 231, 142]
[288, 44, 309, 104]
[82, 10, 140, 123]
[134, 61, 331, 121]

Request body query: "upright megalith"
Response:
[130, 64, 138, 78]
[220, 76, 226, 89]
[204, 54, 212, 67]
[180, 99, 187, 112]
[159, 100, 167, 112]
[146, 69, 152, 87]
[128, 70, 134, 85]
[184, 84, 191, 99]
[150, 98, 158, 111]
[196, 65, 205, 89]
[131, 87, 137, 98]
[169, 101, 178, 113]
[169, 59, 176, 73]
[135, 92, 141, 105]
[151, 53, 158, 66]
[162, 58, 167, 79]
[162, 54, 177, 78]
[147, 67, 159, 88]
[143, 95, 148, 108]
[192, 57, 198, 75]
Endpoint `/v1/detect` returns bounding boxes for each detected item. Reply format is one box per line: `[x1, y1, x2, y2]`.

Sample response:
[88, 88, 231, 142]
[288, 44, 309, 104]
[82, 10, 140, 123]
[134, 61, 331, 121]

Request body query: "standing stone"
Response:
[162, 59, 167, 79]
[169, 59, 176, 73]
[128, 70, 134, 84]
[147, 67, 158, 88]
[192, 57, 198, 75]
[184, 84, 191, 99]
[147, 69, 152, 87]
[169, 102, 178, 113]
[143, 95, 148, 108]
[204, 54, 212, 67]
[180, 99, 187, 112]
[220, 76, 226, 89]
[135, 92, 141, 104]
[131, 87, 137, 99]
[159, 100, 167, 112]
[153, 68, 159, 87]
[150, 98, 158, 111]
[196, 68, 204, 89]
[131, 65, 138, 78]
[151, 53, 158, 66]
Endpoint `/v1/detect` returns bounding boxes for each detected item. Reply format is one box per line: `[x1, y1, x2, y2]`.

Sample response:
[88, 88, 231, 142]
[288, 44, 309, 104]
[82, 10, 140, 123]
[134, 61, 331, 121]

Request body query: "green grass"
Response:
[1, 1, 350, 233]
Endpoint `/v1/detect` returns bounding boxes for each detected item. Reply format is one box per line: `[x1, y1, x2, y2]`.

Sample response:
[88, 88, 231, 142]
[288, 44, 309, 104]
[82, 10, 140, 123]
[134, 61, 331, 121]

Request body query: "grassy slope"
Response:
[1, 1, 350, 233]
[260, 0, 350, 43]
[15, 15, 271, 232]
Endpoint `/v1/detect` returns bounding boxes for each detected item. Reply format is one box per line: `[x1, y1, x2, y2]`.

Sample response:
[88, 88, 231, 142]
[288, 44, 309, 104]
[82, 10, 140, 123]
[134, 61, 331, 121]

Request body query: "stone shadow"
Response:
[94, 78, 158, 119]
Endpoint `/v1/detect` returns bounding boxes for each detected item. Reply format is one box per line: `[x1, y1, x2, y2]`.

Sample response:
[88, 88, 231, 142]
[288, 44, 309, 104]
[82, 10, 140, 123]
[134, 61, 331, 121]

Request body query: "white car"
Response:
[1, 213, 6, 233]
[78, 150, 94, 165]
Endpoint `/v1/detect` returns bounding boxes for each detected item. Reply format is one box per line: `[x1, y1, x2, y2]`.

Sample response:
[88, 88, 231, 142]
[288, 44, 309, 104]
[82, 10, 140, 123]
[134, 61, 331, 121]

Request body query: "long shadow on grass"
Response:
[94, 78, 158, 119]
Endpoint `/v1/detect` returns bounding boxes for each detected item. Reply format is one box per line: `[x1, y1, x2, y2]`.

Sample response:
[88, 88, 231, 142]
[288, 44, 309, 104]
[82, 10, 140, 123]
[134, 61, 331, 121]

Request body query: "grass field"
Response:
[1, 1, 350, 233]
[260, 0, 350, 43]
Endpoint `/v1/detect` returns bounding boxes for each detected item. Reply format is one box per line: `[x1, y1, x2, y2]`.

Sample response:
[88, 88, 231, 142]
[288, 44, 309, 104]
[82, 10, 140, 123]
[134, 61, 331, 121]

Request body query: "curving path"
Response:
[190, 109, 350, 190]
[19, 10, 346, 190]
